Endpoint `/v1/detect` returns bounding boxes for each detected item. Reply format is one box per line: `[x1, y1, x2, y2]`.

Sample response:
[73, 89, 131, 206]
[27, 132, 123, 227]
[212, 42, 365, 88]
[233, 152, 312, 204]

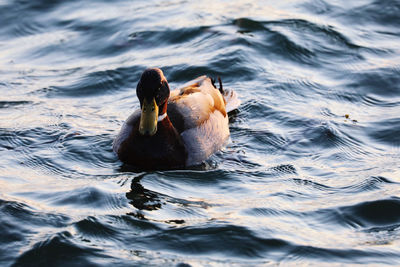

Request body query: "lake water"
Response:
[1, 0, 400, 266]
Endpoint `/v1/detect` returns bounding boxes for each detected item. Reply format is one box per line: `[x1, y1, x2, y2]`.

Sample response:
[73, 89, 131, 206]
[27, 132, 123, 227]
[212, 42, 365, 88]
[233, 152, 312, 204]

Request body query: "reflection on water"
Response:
[127, 175, 162, 212]
[1, 0, 400, 265]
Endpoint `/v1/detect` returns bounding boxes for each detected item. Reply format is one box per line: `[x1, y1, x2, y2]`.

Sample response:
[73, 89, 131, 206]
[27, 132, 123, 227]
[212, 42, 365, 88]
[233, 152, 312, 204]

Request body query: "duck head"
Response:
[136, 68, 170, 136]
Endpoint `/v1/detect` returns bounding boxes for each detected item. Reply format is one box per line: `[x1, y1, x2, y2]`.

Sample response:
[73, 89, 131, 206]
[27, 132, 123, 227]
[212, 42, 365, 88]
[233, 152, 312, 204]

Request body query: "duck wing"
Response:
[168, 76, 227, 129]
[168, 76, 232, 165]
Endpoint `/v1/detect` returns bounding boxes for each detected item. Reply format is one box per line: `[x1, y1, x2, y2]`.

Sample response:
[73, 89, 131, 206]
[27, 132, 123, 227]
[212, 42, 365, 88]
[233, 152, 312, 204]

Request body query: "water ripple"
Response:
[1, 0, 400, 265]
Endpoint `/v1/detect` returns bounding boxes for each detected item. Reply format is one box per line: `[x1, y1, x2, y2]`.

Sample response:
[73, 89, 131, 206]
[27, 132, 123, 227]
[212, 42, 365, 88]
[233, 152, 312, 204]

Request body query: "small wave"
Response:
[361, 94, 400, 107]
[2, 120, 118, 178]
[340, 197, 400, 227]
[289, 245, 400, 265]
[13, 231, 109, 267]
[74, 216, 121, 240]
[144, 224, 290, 258]
[339, 0, 400, 27]
[0, 100, 33, 108]
[130, 26, 214, 47]
[1, 198, 72, 266]
[232, 17, 368, 68]
[289, 175, 395, 197]
[268, 18, 361, 50]
[11, 19, 47, 38]
[233, 18, 316, 65]
[367, 118, 400, 147]
[17, 186, 128, 214]
[347, 67, 400, 97]
[339, 176, 396, 194]
[47, 66, 136, 98]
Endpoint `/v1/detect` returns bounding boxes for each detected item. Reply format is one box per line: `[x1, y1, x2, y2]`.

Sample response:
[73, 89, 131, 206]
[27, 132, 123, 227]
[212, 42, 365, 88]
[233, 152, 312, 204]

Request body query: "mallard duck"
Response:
[113, 68, 240, 169]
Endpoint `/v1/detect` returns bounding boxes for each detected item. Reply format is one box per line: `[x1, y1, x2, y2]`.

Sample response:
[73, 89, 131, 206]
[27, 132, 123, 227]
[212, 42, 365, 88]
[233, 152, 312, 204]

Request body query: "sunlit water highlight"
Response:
[1, 0, 400, 266]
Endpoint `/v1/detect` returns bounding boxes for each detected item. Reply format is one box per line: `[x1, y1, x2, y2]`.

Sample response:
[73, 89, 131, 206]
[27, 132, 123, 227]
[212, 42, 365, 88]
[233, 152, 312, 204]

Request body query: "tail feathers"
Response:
[223, 89, 241, 113]
[211, 76, 240, 113]
[211, 77, 224, 94]
[217, 77, 223, 94]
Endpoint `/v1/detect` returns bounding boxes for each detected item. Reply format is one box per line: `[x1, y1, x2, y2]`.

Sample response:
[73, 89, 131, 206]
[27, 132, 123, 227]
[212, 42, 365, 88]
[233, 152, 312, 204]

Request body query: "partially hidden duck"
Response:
[113, 68, 240, 169]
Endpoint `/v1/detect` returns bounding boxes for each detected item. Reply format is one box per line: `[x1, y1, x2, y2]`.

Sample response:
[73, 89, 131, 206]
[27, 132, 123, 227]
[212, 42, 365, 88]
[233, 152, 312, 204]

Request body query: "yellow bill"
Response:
[139, 97, 159, 136]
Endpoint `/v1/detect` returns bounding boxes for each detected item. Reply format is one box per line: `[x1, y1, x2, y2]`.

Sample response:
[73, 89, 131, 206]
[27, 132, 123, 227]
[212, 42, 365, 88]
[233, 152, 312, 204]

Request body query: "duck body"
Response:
[113, 68, 240, 170]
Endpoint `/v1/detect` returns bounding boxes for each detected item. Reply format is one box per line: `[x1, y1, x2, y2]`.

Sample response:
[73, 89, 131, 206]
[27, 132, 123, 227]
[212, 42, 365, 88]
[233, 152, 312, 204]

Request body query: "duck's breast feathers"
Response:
[112, 110, 140, 154]
[169, 76, 227, 129]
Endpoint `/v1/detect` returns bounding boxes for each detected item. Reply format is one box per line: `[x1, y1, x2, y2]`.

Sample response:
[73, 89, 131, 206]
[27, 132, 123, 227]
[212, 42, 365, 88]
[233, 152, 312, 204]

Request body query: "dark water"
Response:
[1, 0, 400, 266]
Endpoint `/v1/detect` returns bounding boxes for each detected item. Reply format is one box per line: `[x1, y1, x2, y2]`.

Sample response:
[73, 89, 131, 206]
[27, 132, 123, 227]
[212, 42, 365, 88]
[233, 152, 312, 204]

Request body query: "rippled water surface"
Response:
[1, 0, 400, 266]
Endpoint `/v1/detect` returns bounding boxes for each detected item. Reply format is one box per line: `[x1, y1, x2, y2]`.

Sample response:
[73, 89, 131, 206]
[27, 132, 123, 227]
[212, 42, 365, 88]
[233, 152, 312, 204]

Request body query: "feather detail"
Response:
[223, 89, 241, 113]
[169, 76, 227, 128]
[181, 109, 229, 166]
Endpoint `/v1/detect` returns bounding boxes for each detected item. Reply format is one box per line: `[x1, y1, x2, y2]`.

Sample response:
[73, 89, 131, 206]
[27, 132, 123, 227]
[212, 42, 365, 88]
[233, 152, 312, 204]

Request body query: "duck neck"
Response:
[160, 100, 168, 113]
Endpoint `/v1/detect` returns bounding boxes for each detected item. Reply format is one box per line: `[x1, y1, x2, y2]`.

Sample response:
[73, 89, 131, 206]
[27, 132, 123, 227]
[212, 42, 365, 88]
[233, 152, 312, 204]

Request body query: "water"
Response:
[1, 0, 400, 266]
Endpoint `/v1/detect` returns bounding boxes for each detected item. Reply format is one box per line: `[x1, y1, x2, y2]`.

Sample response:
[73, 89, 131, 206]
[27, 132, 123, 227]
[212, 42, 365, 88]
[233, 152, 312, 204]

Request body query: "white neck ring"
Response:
[158, 113, 167, 122]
